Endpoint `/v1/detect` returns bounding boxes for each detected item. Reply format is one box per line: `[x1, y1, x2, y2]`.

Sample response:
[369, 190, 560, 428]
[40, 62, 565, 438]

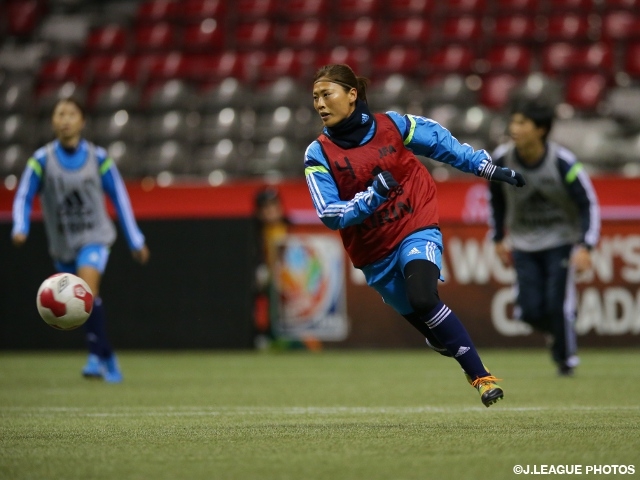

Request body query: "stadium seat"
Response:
[0, 114, 35, 145]
[491, 15, 538, 42]
[625, 43, 640, 77]
[508, 72, 564, 109]
[550, 117, 622, 166]
[184, 52, 241, 82]
[236, 0, 278, 19]
[245, 137, 300, 177]
[85, 25, 128, 53]
[479, 73, 520, 110]
[278, 19, 328, 50]
[314, 47, 372, 78]
[0, 78, 33, 114]
[136, 0, 180, 24]
[5, 0, 42, 37]
[0, 144, 30, 177]
[440, 0, 487, 16]
[544, 0, 596, 11]
[105, 140, 142, 179]
[193, 139, 250, 176]
[253, 106, 298, 142]
[89, 81, 140, 113]
[425, 45, 476, 75]
[440, 16, 483, 43]
[603, 86, 640, 134]
[368, 74, 421, 112]
[146, 110, 198, 143]
[336, 18, 379, 47]
[134, 23, 177, 51]
[86, 54, 138, 85]
[233, 20, 276, 51]
[182, 19, 225, 52]
[278, 0, 328, 20]
[200, 108, 248, 142]
[181, 0, 226, 22]
[483, 44, 533, 74]
[90, 111, 146, 144]
[371, 47, 422, 79]
[141, 140, 192, 176]
[388, 0, 435, 17]
[258, 50, 314, 82]
[335, 0, 381, 19]
[422, 74, 478, 108]
[143, 79, 197, 111]
[39, 56, 85, 84]
[141, 52, 190, 81]
[544, 14, 592, 42]
[601, 11, 640, 41]
[386, 18, 432, 45]
[602, 0, 640, 10]
[564, 73, 608, 110]
[198, 77, 252, 111]
[492, 0, 540, 14]
[541, 42, 579, 74]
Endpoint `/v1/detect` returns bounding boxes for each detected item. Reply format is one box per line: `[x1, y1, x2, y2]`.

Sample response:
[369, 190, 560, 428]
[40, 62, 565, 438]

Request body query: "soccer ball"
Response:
[36, 273, 94, 330]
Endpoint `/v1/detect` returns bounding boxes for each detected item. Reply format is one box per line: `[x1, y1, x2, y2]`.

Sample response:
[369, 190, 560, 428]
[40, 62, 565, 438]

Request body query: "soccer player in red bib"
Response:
[305, 64, 526, 407]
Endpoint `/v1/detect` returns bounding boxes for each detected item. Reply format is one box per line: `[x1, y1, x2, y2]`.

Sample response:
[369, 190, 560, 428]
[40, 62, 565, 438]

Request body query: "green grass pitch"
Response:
[1, 349, 639, 480]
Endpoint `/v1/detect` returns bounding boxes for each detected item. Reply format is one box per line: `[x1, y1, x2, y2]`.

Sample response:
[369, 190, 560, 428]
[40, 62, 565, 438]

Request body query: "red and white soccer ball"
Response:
[36, 273, 94, 330]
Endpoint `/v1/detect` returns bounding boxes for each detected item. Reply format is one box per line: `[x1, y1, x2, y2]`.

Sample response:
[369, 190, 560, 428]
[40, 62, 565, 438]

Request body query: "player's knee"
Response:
[408, 290, 440, 316]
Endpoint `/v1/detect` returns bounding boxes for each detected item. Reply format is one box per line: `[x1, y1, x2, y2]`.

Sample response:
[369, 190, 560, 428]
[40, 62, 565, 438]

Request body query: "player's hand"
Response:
[571, 245, 592, 274]
[132, 244, 150, 265]
[372, 171, 400, 197]
[12, 233, 27, 247]
[481, 164, 526, 187]
[494, 241, 512, 266]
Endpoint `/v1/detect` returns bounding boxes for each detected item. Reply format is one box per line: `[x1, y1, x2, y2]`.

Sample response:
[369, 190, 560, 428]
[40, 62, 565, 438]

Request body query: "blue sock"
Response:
[83, 297, 113, 359]
[423, 301, 490, 381]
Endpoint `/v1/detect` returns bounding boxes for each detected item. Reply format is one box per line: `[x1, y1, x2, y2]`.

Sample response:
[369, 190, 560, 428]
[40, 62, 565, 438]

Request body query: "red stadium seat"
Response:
[602, 0, 640, 10]
[483, 44, 533, 74]
[545, 14, 591, 42]
[136, 0, 180, 24]
[544, 0, 595, 11]
[236, 0, 278, 19]
[624, 43, 640, 77]
[336, 18, 378, 47]
[425, 45, 476, 74]
[440, 16, 483, 43]
[541, 42, 579, 74]
[492, 15, 538, 42]
[492, 0, 540, 13]
[278, 0, 328, 19]
[314, 47, 372, 78]
[258, 49, 314, 82]
[234, 20, 276, 51]
[182, 19, 224, 52]
[387, 18, 432, 45]
[134, 23, 177, 51]
[181, 0, 225, 22]
[479, 73, 520, 110]
[39, 56, 85, 83]
[87, 54, 138, 84]
[577, 43, 614, 73]
[279, 20, 328, 49]
[387, 0, 435, 17]
[601, 11, 640, 41]
[335, 0, 381, 18]
[6, 0, 42, 37]
[86, 25, 128, 53]
[184, 52, 241, 82]
[564, 73, 608, 110]
[142, 52, 189, 80]
[440, 0, 487, 16]
[372, 47, 422, 79]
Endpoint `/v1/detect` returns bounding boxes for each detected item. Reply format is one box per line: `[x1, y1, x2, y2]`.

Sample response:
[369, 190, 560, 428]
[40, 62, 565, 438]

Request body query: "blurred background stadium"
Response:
[1, 0, 640, 184]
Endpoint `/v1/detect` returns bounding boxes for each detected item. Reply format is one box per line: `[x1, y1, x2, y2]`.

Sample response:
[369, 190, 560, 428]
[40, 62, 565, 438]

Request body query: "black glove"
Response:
[372, 171, 400, 197]
[480, 163, 526, 187]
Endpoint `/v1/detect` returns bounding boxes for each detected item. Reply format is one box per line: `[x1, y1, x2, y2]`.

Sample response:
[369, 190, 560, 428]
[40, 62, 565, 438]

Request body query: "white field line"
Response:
[1, 405, 639, 418]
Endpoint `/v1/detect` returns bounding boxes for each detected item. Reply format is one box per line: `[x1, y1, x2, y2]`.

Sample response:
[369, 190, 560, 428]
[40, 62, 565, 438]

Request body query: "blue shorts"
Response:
[360, 229, 444, 316]
[55, 244, 110, 275]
